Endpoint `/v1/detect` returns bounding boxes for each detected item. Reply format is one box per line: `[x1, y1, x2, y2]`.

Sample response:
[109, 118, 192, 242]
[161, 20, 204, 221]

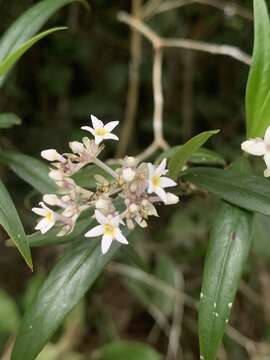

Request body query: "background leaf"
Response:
[11, 237, 122, 360]
[0, 151, 56, 194]
[0, 113, 21, 128]
[182, 167, 270, 216]
[0, 289, 20, 333]
[199, 202, 253, 360]
[168, 130, 219, 180]
[96, 341, 161, 360]
[0, 179, 32, 268]
[246, 0, 270, 137]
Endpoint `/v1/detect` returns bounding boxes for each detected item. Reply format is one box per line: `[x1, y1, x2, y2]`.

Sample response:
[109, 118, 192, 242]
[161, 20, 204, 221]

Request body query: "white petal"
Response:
[264, 125, 270, 146]
[241, 139, 266, 156]
[115, 229, 128, 244]
[94, 135, 104, 145]
[166, 192, 179, 205]
[43, 194, 60, 206]
[81, 126, 96, 136]
[264, 152, 270, 168]
[49, 170, 63, 181]
[160, 176, 177, 188]
[101, 235, 113, 254]
[147, 163, 154, 178]
[111, 215, 120, 227]
[104, 121, 119, 132]
[40, 221, 55, 234]
[32, 207, 47, 216]
[69, 141, 84, 154]
[41, 149, 63, 162]
[84, 225, 103, 237]
[104, 133, 119, 141]
[35, 218, 48, 230]
[91, 115, 103, 129]
[264, 167, 270, 177]
[155, 187, 168, 204]
[155, 159, 167, 176]
[95, 210, 107, 225]
[147, 180, 154, 194]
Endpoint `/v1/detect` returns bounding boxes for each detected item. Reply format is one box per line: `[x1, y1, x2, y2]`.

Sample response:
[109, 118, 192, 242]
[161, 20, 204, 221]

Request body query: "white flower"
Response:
[84, 210, 128, 254]
[147, 159, 177, 203]
[241, 125, 270, 177]
[81, 115, 119, 145]
[166, 192, 179, 205]
[41, 149, 65, 162]
[32, 202, 56, 234]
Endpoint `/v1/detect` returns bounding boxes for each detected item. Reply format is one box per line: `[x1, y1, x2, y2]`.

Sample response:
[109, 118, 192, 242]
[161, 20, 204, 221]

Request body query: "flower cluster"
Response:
[241, 125, 270, 177]
[32, 115, 179, 254]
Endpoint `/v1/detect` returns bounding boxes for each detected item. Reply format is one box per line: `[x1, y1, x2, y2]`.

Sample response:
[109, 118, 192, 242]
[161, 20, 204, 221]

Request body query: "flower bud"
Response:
[41, 149, 64, 162]
[166, 193, 179, 205]
[49, 170, 63, 181]
[126, 156, 137, 167]
[122, 168, 136, 182]
[69, 141, 84, 154]
[96, 198, 109, 210]
[129, 203, 138, 213]
[43, 194, 61, 206]
[130, 182, 138, 192]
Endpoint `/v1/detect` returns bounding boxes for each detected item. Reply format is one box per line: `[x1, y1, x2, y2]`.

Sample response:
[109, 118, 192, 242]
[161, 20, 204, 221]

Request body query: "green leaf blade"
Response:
[0, 179, 32, 268]
[199, 202, 253, 360]
[168, 130, 219, 180]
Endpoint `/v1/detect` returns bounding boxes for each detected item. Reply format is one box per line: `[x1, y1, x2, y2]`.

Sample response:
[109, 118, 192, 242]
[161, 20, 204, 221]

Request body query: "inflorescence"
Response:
[32, 115, 179, 254]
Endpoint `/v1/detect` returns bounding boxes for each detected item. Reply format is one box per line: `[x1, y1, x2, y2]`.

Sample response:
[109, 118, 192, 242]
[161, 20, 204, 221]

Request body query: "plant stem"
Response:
[94, 158, 118, 179]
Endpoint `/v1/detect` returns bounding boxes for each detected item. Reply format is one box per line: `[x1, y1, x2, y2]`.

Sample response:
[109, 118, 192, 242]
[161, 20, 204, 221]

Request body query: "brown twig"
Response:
[116, 0, 143, 157]
[143, 0, 253, 21]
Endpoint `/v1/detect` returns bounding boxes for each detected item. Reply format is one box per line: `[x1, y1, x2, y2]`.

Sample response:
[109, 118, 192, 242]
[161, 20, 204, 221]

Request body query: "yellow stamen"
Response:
[103, 223, 115, 237]
[95, 128, 108, 136]
[45, 211, 53, 222]
[152, 175, 161, 187]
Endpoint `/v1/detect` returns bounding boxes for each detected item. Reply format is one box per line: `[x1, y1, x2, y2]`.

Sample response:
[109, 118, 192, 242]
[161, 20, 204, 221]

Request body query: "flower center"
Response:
[45, 211, 53, 222]
[95, 128, 108, 136]
[103, 223, 115, 237]
[152, 175, 161, 187]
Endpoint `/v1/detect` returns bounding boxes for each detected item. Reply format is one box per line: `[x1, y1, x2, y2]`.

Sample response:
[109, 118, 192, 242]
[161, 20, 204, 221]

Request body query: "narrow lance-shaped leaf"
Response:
[0, 113, 21, 128]
[168, 130, 219, 180]
[0, 151, 56, 194]
[199, 202, 253, 360]
[0, 27, 67, 77]
[182, 167, 270, 216]
[0, 0, 89, 86]
[11, 236, 123, 360]
[0, 179, 32, 268]
[246, 0, 270, 137]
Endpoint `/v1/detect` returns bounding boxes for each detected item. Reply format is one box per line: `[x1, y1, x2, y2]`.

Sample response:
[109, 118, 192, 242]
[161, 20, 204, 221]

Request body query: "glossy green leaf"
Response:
[28, 217, 91, 247]
[0, 113, 21, 128]
[168, 130, 219, 180]
[0, 27, 66, 77]
[0, 151, 56, 194]
[0, 0, 89, 86]
[73, 164, 117, 189]
[157, 147, 225, 166]
[199, 202, 253, 360]
[246, 0, 270, 137]
[0, 289, 20, 332]
[0, 179, 32, 268]
[11, 237, 122, 360]
[96, 341, 161, 360]
[182, 167, 270, 216]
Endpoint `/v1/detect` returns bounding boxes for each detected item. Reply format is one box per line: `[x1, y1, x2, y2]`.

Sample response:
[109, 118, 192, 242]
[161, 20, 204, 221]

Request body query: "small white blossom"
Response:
[32, 202, 56, 234]
[122, 167, 136, 182]
[41, 149, 65, 162]
[84, 210, 128, 254]
[147, 159, 177, 204]
[81, 115, 119, 145]
[241, 125, 270, 177]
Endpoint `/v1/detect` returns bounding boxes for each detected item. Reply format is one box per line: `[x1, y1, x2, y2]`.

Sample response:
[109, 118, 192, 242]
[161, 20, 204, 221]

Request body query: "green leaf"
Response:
[252, 213, 270, 259]
[73, 164, 117, 189]
[96, 341, 161, 360]
[0, 289, 20, 332]
[0, 179, 32, 269]
[157, 147, 226, 167]
[246, 0, 270, 137]
[182, 167, 270, 216]
[199, 202, 253, 360]
[28, 217, 91, 247]
[11, 237, 122, 360]
[0, 0, 89, 86]
[0, 151, 56, 194]
[0, 113, 21, 128]
[0, 27, 67, 77]
[168, 130, 219, 180]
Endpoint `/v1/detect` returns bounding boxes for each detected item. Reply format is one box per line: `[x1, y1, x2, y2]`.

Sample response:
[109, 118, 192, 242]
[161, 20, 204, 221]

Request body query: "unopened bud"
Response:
[69, 141, 84, 154]
[129, 203, 138, 213]
[96, 198, 109, 210]
[126, 156, 137, 167]
[41, 149, 64, 162]
[122, 168, 136, 182]
[43, 194, 61, 206]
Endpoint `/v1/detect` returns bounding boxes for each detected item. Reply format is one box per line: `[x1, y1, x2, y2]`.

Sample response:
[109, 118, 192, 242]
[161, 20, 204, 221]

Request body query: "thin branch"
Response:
[116, 0, 143, 157]
[143, 0, 253, 21]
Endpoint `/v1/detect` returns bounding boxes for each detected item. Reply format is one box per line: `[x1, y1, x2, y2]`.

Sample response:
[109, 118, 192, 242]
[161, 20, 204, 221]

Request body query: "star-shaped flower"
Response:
[81, 115, 119, 145]
[84, 210, 128, 254]
[241, 125, 270, 177]
[32, 202, 56, 234]
[147, 159, 177, 204]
